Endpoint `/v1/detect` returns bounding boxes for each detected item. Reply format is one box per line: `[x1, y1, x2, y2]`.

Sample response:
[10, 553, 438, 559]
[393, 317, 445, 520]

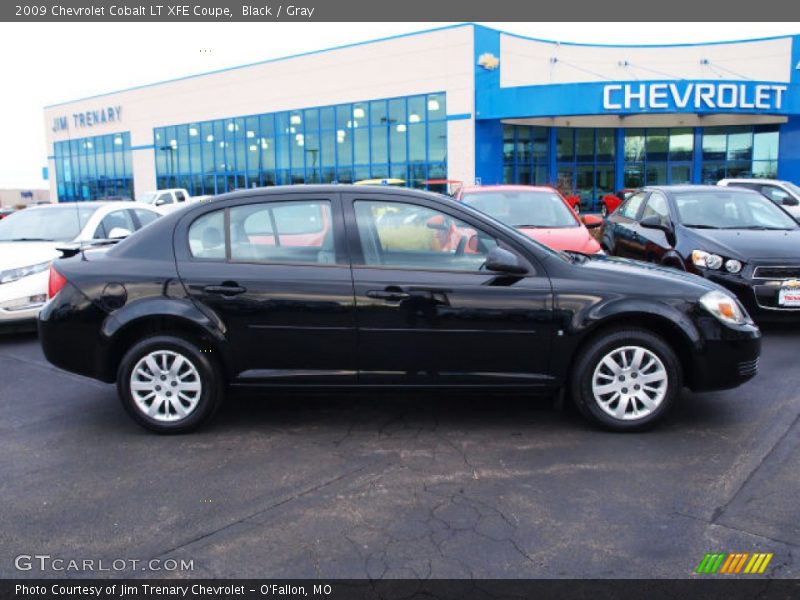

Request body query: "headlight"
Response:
[699, 290, 747, 326]
[725, 259, 743, 274]
[692, 250, 723, 270]
[0, 261, 50, 284]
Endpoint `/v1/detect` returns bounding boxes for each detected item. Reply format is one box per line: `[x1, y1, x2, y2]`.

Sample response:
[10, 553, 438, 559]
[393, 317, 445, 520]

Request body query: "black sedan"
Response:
[39, 185, 760, 433]
[602, 185, 800, 320]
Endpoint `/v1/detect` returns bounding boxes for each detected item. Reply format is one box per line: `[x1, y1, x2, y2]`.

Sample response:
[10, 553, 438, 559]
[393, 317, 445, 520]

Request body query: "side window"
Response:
[93, 209, 136, 239]
[760, 186, 789, 204]
[229, 200, 333, 264]
[134, 209, 159, 228]
[175, 191, 187, 203]
[353, 200, 500, 271]
[157, 192, 174, 205]
[640, 193, 670, 225]
[618, 192, 646, 220]
[188, 210, 225, 259]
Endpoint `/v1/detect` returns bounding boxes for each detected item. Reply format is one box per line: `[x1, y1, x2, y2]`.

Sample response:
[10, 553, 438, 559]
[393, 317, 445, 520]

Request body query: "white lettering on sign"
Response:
[602, 83, 787, 111]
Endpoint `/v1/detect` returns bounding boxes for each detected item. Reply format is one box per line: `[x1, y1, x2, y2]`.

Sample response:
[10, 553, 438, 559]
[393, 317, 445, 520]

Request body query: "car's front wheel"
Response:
[117, 334, 223, 433]
[571, 329, 681, 431]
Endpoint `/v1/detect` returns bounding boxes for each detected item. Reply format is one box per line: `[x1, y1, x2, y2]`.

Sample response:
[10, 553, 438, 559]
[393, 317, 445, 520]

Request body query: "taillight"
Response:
[48, 264, 68, 299]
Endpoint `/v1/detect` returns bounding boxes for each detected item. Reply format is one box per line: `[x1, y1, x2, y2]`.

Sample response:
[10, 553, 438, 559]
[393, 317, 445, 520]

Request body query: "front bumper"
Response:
[0, 271, 49, 325]
[688, 323, 761, 391]
[702, 271, 800, 322]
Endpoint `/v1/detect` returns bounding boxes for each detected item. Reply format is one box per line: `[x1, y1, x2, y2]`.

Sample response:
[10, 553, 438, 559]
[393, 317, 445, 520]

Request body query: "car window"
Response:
[134, 209, 159, 228]
[674, 191, 798, 230]
[353, 200, 500, 271]
[188, 210, 225, 259]
[93, 209, 137, 239]
[760, 186, 790, 204]
[618, 192, 647, 219]
[229, 200, 332, 264]
[641, 192, 670, 225]
[157, 193, 174, 205]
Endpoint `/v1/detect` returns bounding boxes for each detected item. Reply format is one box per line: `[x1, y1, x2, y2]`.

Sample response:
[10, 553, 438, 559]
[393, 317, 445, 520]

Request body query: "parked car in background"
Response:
[137, 188, 192, 214]
[40, 185, 760, 434]
[600, 189, 637, 218]
[0, 208, 16, 220]
[718, 178, 800, 220]
[603, 185, 800, 320]
[0, 201, 160, 328]
[455, 185, 603, 254]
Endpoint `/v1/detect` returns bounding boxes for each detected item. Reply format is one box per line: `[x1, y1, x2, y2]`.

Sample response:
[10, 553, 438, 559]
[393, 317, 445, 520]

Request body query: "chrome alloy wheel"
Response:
[130, 350, 202, 422]
[591, 345, 668, 421]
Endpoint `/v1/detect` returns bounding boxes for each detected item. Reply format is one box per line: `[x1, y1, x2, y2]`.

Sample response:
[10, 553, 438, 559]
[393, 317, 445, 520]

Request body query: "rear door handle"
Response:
[204, 284, 246, 296]
[366, 288, 411, 302]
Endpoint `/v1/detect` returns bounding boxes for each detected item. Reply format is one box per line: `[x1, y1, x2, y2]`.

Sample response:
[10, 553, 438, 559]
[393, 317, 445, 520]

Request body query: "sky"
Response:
[1, 21, 799, 190]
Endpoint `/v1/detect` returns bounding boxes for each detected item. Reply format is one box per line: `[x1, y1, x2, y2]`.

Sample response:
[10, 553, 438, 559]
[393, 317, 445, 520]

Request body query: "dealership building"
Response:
[43, 24, 800, 210]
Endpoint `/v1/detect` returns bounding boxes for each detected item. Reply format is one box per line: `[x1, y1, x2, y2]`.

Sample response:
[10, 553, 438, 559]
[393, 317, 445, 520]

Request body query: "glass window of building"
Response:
[502, 125, 550, 186]
[54, 132, 133, 201]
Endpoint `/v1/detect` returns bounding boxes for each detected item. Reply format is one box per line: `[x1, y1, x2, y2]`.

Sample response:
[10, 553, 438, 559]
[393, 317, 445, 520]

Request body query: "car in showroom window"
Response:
[602, 185, 800, 320]
[0, 201, 161, 329]
[39, 185, 760, 434]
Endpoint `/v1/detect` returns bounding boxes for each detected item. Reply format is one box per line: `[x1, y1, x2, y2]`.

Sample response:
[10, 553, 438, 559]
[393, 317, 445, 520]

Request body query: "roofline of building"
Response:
[44, 22, 797, 110]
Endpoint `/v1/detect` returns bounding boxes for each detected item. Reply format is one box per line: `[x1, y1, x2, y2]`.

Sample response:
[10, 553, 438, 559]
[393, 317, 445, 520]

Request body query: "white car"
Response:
[137, 188, 193, 214]
[718, 178, 800, 220]
[0, 201, 161, 328]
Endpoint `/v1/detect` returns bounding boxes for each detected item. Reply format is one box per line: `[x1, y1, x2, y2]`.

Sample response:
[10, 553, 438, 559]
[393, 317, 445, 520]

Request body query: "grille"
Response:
[753, 266, 800, 280]
[738, 358, 759, 378]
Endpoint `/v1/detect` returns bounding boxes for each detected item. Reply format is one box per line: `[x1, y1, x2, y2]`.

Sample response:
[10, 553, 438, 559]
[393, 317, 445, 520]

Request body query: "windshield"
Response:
[138, 192, 159, 205]
[462, 190, 579, 228]
[674, 191, 799, 230]
[0, 205, 99, 242]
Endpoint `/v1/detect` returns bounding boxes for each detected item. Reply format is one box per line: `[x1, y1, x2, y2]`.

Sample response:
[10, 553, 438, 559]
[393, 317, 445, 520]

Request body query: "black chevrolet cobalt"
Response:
[39, 185, 760, 433]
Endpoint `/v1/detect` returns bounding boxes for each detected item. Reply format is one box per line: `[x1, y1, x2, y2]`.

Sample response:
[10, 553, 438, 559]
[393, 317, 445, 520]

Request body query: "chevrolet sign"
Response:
[603, 83, 787, 111]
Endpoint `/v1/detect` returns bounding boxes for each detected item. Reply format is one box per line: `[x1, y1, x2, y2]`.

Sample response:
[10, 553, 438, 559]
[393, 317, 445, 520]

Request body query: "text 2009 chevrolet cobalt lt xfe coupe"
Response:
[39, 185, 761, 433]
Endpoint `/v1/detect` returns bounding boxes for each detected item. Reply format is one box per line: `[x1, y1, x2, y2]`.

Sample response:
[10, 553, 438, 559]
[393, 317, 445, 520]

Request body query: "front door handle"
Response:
[366, 287, 411, 302]
[204, 284, 246, 296]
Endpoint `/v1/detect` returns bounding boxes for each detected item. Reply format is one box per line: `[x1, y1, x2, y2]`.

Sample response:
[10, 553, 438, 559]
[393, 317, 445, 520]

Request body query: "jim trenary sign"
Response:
[602, 82, 788, 111]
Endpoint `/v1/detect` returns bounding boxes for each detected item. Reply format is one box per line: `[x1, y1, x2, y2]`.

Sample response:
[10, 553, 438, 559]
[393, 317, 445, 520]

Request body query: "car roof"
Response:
[208, 183, 451, 203]
[720, 178, 786, 184]
[644, 184, 758, 195]
[459, 185, 559, 193]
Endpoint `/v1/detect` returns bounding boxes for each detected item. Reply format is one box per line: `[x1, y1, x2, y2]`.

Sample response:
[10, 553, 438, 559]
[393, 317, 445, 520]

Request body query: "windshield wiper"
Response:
[682, 224, 720, 229]
[6, 237, 53, 242]
[730, 225, 792, 231]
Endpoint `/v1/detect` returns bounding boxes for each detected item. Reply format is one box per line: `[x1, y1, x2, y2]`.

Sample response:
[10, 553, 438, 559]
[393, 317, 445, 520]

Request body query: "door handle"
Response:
[366, 287, 410, 302]
[204, 284, 246, 296]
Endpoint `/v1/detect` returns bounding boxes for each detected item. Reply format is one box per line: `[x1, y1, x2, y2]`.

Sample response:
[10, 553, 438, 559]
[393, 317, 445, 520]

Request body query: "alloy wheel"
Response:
[591, 345, 668, 421]
[129, 350, 202, 422]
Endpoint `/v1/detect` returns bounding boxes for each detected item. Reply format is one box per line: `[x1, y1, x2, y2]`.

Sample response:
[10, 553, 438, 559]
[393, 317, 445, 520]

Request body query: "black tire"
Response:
[117, 334, 224, 433]
[570, 328, 681, 431]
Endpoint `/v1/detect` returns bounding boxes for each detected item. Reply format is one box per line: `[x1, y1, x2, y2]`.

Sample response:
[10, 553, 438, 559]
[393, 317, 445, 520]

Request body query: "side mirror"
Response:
[640, 215, 672, 233]
[582, 215, 603, 229]
[108, 227, 132, 240]
[426, 215, 448, 231]
[485, 247, 527, 275]
[782, 196, 799, 207]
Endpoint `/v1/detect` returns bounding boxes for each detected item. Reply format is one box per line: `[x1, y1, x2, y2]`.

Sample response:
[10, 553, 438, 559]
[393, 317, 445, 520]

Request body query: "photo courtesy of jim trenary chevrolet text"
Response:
[1, 1, 799, 599]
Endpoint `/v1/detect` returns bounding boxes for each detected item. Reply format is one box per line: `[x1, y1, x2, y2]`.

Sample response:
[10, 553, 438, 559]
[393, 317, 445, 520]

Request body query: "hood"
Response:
[517, 226, 601, 254]
[0, 241, 60, 270]
[685, 228, 800, 261]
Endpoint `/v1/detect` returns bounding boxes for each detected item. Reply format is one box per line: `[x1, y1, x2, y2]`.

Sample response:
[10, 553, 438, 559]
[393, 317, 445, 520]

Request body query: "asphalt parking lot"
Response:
[1, 328, 798, 579]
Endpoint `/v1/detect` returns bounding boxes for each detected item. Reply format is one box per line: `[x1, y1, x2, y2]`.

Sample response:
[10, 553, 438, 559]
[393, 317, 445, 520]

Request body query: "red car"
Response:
[454, 185, 603, 254]
[599, 188, 637, 217]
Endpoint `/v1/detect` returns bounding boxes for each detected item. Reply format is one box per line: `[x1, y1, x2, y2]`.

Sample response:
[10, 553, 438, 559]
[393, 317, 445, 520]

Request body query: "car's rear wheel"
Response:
[571, 329, 681, 431]
[117, 334, 223, 433]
